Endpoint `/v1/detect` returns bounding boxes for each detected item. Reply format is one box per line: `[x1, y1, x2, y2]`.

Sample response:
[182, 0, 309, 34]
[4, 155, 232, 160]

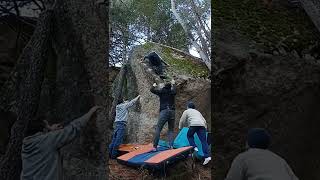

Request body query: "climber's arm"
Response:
[150, 83, 161, 95]
[201, 113, 208, 129]
[123, 95, 140, 109]
[46, 106, 102, 149]
[179, 110, 187, 130]
[170, 79, 176, 95]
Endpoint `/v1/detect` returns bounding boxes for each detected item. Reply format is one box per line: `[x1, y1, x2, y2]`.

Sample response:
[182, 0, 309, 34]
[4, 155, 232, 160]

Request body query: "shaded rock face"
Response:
[213, 40, 320, 179]
[0, 15, 35, 87]
[0, 2, 109, 177]
[0, 110, 16, 154]
[40, 0, 109, 177]
[300, 0, 320, 33]
[0, 15, 35, 154]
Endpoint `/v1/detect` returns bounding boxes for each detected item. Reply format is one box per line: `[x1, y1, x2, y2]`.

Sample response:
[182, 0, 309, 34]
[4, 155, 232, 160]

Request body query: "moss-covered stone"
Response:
[142, 42, 209, 78]
[214, 0, 320, 54]
[142, 42, 153, 51]
[162, 47, 209, 78]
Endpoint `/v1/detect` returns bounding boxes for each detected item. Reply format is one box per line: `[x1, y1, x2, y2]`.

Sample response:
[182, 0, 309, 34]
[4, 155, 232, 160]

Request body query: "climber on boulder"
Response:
[150, 79, 176, 151]
[179, 101, 211, 165]
[109, 95, 140, 159]
[144, 51, 166, 78]
[20, 106, 102, 180]
[225, 128, 299, 180]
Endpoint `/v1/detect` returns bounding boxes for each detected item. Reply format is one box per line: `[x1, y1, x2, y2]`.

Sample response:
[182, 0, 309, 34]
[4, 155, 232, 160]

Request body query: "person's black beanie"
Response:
[187, 101, 195, 109]
[247, 128, 271, 149]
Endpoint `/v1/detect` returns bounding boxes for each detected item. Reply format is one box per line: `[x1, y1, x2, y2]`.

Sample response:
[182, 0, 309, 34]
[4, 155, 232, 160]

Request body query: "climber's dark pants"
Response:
[187, 126, 209, 158]
[152, 65, 163, 75]
[109, 121, 126, 159]
[153, 109, 175, 148]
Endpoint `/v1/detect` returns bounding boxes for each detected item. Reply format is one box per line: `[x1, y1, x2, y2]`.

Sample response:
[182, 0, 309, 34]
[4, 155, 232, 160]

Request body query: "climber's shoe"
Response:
[203, 157, 211, 165]
[194, 147, 199, 152]
[151, 147, 157, 152]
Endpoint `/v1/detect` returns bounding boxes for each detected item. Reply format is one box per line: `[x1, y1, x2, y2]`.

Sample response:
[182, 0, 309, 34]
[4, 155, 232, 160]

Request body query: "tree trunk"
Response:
[170, 0, 214, 71]
[189, 0, 210, 41]
[50, 0, 109, 177]
[0, 9, 53, 180]
[0, 69, 18, 112]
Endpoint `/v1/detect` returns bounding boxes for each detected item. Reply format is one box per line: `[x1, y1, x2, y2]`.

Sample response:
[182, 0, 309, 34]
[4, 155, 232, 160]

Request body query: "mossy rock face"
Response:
[214, 0, 320, 55]
[142, 42, 210, 78]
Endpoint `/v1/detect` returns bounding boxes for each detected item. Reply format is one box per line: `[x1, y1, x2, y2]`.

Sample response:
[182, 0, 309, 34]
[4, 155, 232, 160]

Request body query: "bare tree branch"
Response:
[31, 0, 44, 10]
[171, 0, 214, 71]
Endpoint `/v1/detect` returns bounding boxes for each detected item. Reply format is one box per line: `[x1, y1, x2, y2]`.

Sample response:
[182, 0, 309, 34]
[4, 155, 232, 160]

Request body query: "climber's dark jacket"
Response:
[145, 52, 162, 66]
[150, 84, 176, 111]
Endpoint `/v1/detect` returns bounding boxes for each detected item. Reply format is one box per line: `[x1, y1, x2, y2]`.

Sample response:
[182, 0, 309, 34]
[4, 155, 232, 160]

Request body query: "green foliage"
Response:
[135, 0, 189, 49]
[214, 0, 320, 53]
[110, 0, 190, 64]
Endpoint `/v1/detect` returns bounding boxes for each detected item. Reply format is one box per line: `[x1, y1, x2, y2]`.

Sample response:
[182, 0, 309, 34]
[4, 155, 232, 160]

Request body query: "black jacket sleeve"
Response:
[150, 86, 163, 95]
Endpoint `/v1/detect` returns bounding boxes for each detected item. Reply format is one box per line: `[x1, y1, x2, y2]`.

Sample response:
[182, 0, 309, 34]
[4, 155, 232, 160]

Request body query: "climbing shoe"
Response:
[203, 157, 211, 165]
[194, 147, 199, 152]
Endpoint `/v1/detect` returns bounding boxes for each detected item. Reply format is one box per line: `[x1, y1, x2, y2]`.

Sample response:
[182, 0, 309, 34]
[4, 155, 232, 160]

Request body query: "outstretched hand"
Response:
[44, 120, 63, 131]
[153, 83, 157, 87]
[89, 106, 103, 113]
[49, 123, 63, 131]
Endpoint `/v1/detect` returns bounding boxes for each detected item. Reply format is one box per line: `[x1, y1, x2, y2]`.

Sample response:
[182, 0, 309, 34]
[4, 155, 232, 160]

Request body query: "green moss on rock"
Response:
[162, 47, 209, 78]
[140, 42, 209, 78]
[214, 0, 320, 53]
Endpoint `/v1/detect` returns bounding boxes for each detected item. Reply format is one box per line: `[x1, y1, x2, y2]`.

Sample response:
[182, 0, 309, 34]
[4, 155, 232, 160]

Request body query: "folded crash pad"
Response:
[117, 146, 193, 169]
[116, 127, 211, 168]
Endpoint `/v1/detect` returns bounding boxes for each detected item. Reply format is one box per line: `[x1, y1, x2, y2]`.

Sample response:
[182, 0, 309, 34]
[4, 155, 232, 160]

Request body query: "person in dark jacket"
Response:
[225, 128, 299, 180]
[150, 79, 176, 150]
[144, 51, 164, 76]
[20, 106, 102, 180]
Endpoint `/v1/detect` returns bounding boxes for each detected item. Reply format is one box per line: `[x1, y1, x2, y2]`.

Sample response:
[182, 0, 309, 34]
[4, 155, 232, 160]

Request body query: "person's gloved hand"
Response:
[153, 83, 157, 87]
[171, 79, 175, 84]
